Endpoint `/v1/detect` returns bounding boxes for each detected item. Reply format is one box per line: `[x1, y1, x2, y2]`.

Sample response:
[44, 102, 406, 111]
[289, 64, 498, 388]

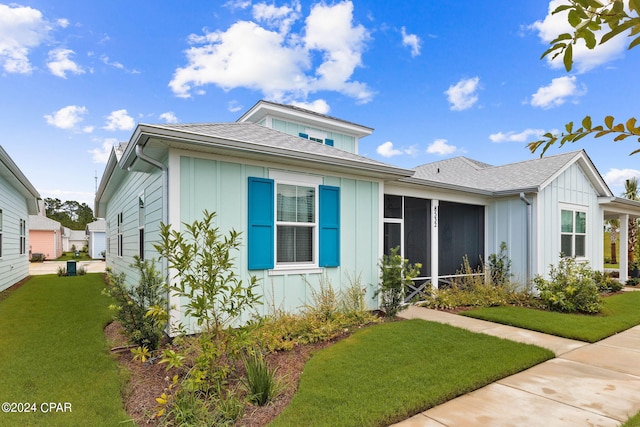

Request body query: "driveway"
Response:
[29, 260, 106, 275]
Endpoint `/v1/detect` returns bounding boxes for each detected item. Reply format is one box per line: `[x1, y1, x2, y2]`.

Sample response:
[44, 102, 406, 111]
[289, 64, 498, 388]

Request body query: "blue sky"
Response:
[1, 0, 639, 208]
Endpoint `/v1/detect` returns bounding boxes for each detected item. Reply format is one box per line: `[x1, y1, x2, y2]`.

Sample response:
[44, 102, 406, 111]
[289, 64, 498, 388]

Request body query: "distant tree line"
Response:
[44, 198, 96, 230]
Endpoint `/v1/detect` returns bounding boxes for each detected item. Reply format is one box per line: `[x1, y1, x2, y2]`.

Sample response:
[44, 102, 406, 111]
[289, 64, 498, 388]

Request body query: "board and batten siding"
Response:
[104, 164, 164, 284]
[0, 173, 30, 291]
[535, 162, 603, 278]
[487, 197, 529, 286]
[178, 154, 381, 322]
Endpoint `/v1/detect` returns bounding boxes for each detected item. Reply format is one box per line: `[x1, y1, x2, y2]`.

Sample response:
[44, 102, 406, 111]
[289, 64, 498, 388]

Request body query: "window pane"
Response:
[561, 210, 573, 232]
[575, 235, 585, 257]
[277, 184, 298, 222]
[384, 222, 401, 256]
[561, 235, 573, 257]
[384, 195, 402, 219]
[277, 226, 313, 263]
[277, 184, 315, 223]
[575, 211, 586, 233]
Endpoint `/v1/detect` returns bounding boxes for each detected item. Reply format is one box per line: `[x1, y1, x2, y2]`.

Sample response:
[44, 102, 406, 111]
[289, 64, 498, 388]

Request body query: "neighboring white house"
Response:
[63, 227, 88, 253]
[0, 146, 40, 291]
[95, 100, 640, 332]
[86, 219, 106, 259]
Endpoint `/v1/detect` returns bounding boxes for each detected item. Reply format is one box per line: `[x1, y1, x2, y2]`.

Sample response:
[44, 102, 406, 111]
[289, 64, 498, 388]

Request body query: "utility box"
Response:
[67, 260, 77, 277]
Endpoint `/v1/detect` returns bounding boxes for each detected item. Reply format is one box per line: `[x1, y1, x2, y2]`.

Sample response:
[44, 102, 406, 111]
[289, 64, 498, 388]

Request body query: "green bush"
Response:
[533, 257, 601, 314]
[626, 277, 640, 286]
[487, 242, 512, 286]
[375, 246, 421, 317]
[593, 270, 623, 293]
[103, 256, 167, 350]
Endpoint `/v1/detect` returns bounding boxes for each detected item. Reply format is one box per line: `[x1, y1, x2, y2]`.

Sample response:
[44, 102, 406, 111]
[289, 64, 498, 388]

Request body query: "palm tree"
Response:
[605, 218, 619, 264]
[623, 178, 640, 263]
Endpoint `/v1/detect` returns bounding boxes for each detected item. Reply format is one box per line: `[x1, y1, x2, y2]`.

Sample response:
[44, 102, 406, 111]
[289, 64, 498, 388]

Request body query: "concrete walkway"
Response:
[28, 260, 106, 275]
[391, 306, 640, 427]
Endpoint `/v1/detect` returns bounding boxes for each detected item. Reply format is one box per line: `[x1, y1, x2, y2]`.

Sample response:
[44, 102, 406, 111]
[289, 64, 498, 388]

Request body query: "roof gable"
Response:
[0, 145, 41, 214]
[410, 150, 612, 197]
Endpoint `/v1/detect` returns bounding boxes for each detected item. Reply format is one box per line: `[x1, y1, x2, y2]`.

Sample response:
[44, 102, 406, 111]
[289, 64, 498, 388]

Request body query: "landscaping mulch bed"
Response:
[105, 321, 347, 426]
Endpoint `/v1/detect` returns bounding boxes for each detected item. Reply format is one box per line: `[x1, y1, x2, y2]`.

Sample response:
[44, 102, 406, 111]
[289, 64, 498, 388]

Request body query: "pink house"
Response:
[29, 214, 64, 260]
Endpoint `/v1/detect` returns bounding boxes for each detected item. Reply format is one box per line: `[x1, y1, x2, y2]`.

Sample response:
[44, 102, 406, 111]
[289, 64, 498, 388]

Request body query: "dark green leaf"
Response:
[541, 43, 566, 60]
[552, 4, 574, 14]
[568, 9, 582, 27]
[563, 43, 573, 71]
[582, 30, 597, 49]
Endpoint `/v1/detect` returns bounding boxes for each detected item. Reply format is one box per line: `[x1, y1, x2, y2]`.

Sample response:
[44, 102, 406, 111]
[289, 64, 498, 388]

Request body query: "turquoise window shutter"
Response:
[325, 138, 334, 146]
[319, 185, 340, 267]
[248, 177, 274, 270]
[299, 132, 309, 139]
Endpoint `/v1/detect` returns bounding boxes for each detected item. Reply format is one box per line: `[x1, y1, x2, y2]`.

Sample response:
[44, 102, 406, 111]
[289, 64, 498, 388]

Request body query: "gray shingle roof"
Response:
[29, 215, 62, 231]
[411, 150, 598, 194]
[143, 122, 406, 173]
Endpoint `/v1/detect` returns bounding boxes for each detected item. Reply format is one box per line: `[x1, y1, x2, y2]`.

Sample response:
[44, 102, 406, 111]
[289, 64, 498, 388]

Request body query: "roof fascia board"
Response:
[123, 125, 412, 180]
[238, 100, 373, 138]
[0, 145, 41, 200]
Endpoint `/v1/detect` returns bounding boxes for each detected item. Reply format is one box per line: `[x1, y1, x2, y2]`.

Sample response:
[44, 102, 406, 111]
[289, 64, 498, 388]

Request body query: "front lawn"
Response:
[270, 319, 553, 427]
[56, 251, 92, 261]
[463, 291, 640, 342]
[0, 274, 130, 426]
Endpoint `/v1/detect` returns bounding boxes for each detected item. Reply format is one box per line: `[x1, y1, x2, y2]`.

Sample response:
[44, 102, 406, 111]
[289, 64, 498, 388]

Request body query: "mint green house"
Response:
[95, 101, 640, 332]
[0, 146, 40, 291]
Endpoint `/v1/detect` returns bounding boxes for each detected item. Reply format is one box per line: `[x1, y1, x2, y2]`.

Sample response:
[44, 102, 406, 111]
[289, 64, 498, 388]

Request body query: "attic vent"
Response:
[437, 168, 440, 173]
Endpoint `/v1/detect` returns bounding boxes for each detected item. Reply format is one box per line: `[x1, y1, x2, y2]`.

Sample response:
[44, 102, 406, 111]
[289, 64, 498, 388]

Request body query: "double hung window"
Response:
[276, 184, 315, 264]
[561, 208, 586, 258]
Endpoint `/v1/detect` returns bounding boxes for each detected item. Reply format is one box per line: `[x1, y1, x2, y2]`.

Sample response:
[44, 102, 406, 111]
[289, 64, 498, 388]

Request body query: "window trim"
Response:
[0, 209, 3, 258]
[19, 218, 26, 255]
[560, 204, 587, 259]
[138, 193, 145, 261]
[270, 171, 322, 271]
[117, 212, 123, 257]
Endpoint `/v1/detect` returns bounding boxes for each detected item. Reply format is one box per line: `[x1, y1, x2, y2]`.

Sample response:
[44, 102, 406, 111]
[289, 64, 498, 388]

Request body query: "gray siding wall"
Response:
[0, 174, 29, 291]
[487, 197, 529, 286]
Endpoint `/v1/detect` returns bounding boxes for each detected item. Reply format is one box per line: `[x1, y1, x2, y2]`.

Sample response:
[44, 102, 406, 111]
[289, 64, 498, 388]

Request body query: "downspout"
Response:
[519, 192, 532, 285]
[133, 144, 170, 325]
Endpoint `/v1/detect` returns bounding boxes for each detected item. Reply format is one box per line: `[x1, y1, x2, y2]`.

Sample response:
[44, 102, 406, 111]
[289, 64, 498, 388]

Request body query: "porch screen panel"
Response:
[404, 197, 431, 276]
[438, 201, 484, 276]
[384, 223, 401, 256]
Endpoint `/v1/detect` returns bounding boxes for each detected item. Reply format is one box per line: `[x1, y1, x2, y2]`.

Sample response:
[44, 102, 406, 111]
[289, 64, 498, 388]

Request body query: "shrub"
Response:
[30, 253, 45, 262]
[626, 277, 640, 286]
[487, 242, 512, 286]
[375, 246, 421, 317]
[103, 256, 167, 350]
[593, 270, 623, 293]
[56, 266, 67, 276]
[533, 257, 601, 314]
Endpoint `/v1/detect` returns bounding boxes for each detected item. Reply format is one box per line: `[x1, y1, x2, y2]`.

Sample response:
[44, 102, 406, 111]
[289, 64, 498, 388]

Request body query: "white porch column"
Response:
[431, 200, 439, 289]
[620, 214, 629, 283]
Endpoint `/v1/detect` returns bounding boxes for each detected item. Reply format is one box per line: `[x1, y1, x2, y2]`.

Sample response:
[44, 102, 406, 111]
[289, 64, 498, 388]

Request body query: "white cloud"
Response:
[100, 54, 140, 74]
[530, 0, 627, 73]
[291, 99, 330, 114]
[90, 138, 118, 164]
[0, 4, 52, 73]
[489, 128, 547, 143]
[401, 26, 421, 57]
[252, 1, 301, 34]
[427, 139, 457, 155]
[169, 1, 372, 103]
[530, 76, 586, 109]
[225, 0, 251, 11]
[228, 100, 243, 112]
[445, 77, 480, 111]
[159, 112, 178, 123]
[604, 168, 640, 192]
[44, 105, 88, 130]
[377, 141, 402, 158]
[47, 48, 84, 78]
[104, 109, 135, 131]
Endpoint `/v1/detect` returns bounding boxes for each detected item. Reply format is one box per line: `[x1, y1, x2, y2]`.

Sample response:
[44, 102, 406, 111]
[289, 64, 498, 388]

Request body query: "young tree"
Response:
[528, 0, 640, 156]
[623, 178, 640, 262]
[605, 218, 619, 264]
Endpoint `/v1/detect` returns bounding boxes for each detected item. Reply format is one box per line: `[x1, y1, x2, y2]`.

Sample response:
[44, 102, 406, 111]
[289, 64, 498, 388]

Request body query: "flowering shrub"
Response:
[534, 257, 601, 314]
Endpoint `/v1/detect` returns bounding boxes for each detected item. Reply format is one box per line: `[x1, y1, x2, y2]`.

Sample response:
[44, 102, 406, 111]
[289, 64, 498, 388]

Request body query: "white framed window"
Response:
[270, 171, 321, 269]
[117, 212, 123, 257]
[560, 207, 587, 258]
[19, 219, 26, 255]
[138, 194, 145, 261]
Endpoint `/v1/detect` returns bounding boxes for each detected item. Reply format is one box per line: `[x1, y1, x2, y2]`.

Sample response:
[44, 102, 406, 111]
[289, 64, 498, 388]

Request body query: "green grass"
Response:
[270, 319, 553, 427]
[55, 252, 92, 261]
[624, 412, 640, 427]
[462, 292, 640, 343]
[0, 274, 131, 426]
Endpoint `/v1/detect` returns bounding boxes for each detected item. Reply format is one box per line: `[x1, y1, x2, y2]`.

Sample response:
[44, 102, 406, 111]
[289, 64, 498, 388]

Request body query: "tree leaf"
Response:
[601, 20, 636, 44]
[605, 115, 615, 128]
[568, 9, 582, 28]
[614, 134, 630, 141]
[585, 0, 604, 8]
[565, 121, 574, 133]
[629, 34, 640, 50]
[627, 118, 638, 133]
[582, 115, 593, 130]
[563, 43, 573, 71]
[582, 29, 597, 49]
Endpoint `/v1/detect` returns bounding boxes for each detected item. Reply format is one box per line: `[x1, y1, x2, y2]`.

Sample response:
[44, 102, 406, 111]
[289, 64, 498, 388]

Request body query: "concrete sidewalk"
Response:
[392, 306, 640, 427]
[28, 260, 106, 275]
